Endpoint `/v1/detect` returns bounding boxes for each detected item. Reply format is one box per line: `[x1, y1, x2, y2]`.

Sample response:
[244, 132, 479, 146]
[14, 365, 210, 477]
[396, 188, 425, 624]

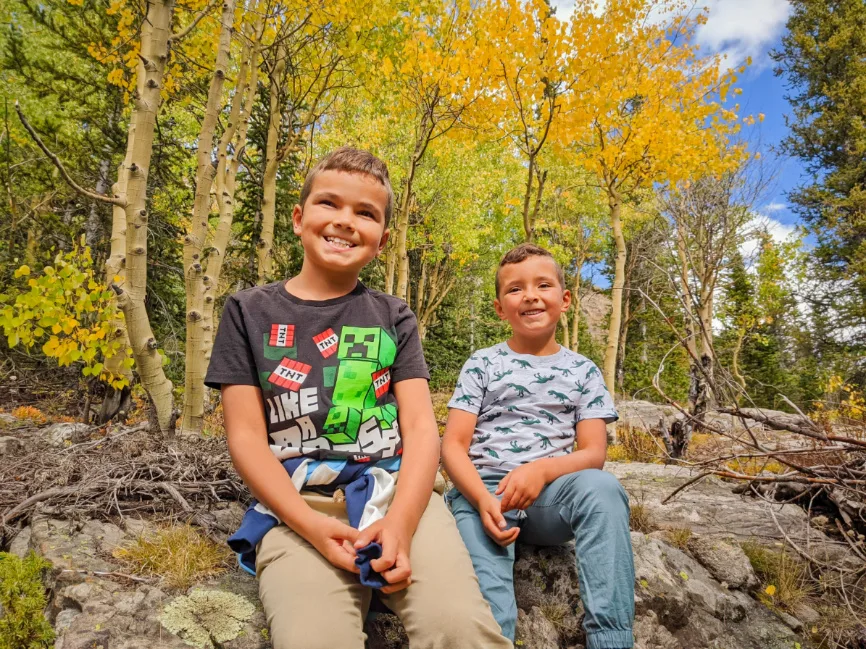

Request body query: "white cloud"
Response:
[764, 201, 787, 212]
[694, 0, 791, 69]
[551, 0, 791, 68]
[740, 213, 797, 260]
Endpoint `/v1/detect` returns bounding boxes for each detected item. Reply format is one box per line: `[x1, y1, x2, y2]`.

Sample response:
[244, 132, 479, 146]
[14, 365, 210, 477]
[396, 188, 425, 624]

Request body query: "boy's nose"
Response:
[331, 207, 356, 230]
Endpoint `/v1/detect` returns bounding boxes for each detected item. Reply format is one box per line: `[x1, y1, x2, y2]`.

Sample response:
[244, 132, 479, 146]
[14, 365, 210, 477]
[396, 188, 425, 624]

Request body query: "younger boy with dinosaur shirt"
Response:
[442, 243, 635, 648]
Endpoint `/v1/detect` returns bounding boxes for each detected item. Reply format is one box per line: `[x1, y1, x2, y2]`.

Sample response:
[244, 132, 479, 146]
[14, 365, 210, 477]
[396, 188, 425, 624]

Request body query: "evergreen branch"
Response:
[15, 101, 126, 207]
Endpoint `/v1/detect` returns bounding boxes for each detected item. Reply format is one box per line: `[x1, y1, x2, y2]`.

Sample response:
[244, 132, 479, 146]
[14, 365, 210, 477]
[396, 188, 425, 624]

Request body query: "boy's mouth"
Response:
[521, 309, 545, 317]
[324, 236, 356, 250]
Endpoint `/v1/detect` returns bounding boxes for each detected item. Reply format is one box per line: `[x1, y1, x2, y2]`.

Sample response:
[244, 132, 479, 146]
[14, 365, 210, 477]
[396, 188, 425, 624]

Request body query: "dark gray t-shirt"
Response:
[205, 281, 429, 462]
[448, 342, 617, 474]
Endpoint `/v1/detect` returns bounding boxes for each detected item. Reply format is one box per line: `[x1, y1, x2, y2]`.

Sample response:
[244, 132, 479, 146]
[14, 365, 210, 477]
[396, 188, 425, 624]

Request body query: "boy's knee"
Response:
[567, 469, 629, 513]
[411, 598, 512, 646]
[270, 622, 364, 649]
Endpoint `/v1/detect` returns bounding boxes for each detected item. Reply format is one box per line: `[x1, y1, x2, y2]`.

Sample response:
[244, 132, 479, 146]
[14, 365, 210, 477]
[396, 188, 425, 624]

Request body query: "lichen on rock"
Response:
[160, 589, 256, 649]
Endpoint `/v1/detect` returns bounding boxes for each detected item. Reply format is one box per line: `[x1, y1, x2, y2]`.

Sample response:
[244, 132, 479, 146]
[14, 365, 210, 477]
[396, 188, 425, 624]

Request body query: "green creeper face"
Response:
[337, 326, 396, 366]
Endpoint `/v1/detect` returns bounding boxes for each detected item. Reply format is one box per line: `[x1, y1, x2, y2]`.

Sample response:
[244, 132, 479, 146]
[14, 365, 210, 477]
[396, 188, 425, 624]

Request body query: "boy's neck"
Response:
[284, 262, 360, 301]
[506, 332, 561, 356]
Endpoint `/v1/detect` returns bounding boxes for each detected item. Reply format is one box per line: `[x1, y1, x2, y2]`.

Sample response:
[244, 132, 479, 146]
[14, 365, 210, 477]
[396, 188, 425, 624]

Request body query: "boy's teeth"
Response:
[325, 236, 354, 248]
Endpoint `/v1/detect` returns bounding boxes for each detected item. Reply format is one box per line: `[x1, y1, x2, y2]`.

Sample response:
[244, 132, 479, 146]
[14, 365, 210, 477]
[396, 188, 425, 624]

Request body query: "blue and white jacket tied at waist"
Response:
[228, 455, 400, 588]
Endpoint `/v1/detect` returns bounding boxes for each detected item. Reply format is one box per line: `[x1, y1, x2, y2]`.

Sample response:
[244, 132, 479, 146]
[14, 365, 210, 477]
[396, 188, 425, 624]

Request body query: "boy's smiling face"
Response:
[494, 256, 571, 341]
[292, 170, 390, 277]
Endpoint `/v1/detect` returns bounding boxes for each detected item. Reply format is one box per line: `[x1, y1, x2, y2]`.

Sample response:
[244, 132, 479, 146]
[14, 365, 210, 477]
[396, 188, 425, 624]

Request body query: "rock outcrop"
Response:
[4, 462, 827, 649]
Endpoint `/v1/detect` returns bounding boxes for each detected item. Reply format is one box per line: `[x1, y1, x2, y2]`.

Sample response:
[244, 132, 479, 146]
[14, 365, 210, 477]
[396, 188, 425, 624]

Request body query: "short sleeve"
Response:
[447, 354, 487, 415]
[204, 296, 260, 389]
[389, 302, 430, 383]
[575, 362, 618, 424]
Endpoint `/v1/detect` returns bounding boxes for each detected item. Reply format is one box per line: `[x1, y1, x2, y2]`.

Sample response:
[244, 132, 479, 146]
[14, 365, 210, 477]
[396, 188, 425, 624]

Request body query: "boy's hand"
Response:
[496, 462, 548, 512]
[306, 516, 361, 574]
[354, 518, 413, 594]
[478, 493, 520, 547]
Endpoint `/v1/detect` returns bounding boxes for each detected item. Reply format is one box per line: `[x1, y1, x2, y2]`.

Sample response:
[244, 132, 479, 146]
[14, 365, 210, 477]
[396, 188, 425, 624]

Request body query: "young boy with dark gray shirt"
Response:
[442, 243, 635, 648]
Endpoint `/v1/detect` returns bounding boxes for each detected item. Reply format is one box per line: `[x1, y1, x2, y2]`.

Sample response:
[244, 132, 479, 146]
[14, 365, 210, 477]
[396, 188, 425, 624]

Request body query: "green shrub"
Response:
[0, 552, 55, 649]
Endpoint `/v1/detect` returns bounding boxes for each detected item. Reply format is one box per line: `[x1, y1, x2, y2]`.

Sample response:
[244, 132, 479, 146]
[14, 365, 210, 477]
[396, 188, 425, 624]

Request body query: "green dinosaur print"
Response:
[484, 447, 500, 458]
[495, 348, 509, 357]
[531, 373, 556, 384]
[455, 394, 475, 405]
[506, 383, 532, 397]
[539, 409, 561, 423]
[475, 432, 492, 444]
[571, 359, 588, 368]
[506, 405, 520, 412]
[534, 432, 553, 449]
[455, 381, 463, 389]
[562, 404, 577, 415]
[586, 365, 600, 379]
[466, 367, 484, 378]
[494, 426, 513, 434]
[481, 411, 503, 423]
[551, 366, 572, 376]
[558, 430, 572, 439]
[571, 382, 590, 395]
[506, 440, 532, 454]
[548, 390, 569, 403]
[520, 417, 542, 426]
[587, 395, 606, 408]
[491, 369, 513, 383]
[482, 356, 493, 367]
[511, 358, 532, 369]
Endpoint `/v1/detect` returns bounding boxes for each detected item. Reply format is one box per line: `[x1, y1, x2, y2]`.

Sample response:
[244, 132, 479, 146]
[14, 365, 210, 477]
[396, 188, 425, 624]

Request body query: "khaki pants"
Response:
[256, 490, 511, 649]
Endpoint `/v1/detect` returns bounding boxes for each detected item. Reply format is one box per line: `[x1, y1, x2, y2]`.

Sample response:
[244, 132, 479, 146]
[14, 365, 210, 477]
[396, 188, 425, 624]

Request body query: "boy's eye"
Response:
[320, 199, 336, 207]
[358, 210, 375, 219]
[508, 287, 521, 293]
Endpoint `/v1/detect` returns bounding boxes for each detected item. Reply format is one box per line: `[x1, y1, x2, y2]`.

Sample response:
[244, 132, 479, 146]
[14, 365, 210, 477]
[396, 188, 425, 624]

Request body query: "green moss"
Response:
[0, 552, 55, 649]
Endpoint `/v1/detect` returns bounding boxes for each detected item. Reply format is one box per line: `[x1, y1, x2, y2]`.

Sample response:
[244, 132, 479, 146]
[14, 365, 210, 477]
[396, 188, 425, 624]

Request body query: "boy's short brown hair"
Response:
[495, 243, 566, 296]
[299, 146, 394, 227]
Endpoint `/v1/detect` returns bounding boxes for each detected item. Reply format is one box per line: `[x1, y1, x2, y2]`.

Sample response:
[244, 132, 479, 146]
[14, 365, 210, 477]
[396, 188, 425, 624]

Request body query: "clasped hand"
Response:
[478, 462, 548, 547]
[307, 514, 413, 594]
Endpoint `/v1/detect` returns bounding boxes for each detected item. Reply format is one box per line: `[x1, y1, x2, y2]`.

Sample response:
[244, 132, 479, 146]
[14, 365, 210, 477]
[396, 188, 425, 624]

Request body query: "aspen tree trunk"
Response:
[98, 155, 134, 424]
[258, 43, 286, 284]
[385, 249, 396, 295]
[112, 0, 177, 435]
[603, 186, 626, 402]
[202, 30, 261, 364]
[521, 155, 536, 241]
[570, 263, 582, 352]
[559, 313, 570, 348]
[181, 0, 237, 436]
[395, 165, 418, 301]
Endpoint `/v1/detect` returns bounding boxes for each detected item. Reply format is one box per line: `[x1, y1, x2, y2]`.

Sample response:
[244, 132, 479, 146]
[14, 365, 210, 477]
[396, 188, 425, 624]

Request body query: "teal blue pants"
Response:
[447, 469, 635, 649]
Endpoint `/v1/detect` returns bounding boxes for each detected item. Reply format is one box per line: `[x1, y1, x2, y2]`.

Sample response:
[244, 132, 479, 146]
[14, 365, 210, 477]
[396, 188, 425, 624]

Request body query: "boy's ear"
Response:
[494, 297, 507, 321]
[561, 289, 572, 313]
[377, 227, 390, 254]
[291, 204, 303, 235]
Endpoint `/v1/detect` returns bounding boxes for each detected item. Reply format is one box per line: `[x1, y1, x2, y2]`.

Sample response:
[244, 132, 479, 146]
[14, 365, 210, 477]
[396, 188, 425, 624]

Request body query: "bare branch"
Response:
[15, 102, 126, 207]
[169, 0, 220, 43]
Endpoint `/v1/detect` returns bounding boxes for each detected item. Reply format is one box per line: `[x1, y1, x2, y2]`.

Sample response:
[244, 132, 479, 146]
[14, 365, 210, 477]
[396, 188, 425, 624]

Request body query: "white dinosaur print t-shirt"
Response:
[448, 342, 617, 474]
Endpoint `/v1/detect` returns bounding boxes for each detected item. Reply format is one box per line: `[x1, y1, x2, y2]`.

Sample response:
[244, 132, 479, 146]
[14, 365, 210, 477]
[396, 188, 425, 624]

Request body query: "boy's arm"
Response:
[353, 377, 439, 593]
[497, 418, 607, 512]
[222, 384, 360, 573]
[442, 409, 520, 546]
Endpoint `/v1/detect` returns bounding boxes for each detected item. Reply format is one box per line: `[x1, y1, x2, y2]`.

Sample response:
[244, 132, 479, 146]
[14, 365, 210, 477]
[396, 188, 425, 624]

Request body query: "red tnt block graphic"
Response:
[313, 328, 339, 357]
[269, 324, 295, 348]
[268, 358, 311, 391]
[372, 367, 391, 398]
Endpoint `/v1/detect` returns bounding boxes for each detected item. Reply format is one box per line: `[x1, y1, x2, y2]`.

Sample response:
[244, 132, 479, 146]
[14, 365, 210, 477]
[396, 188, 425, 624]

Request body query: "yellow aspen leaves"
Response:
[0, 246, 130, 388]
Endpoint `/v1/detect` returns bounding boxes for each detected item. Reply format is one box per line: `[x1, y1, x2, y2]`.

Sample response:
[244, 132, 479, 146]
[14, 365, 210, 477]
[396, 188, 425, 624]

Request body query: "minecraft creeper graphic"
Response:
[323, 326, 398, 444]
